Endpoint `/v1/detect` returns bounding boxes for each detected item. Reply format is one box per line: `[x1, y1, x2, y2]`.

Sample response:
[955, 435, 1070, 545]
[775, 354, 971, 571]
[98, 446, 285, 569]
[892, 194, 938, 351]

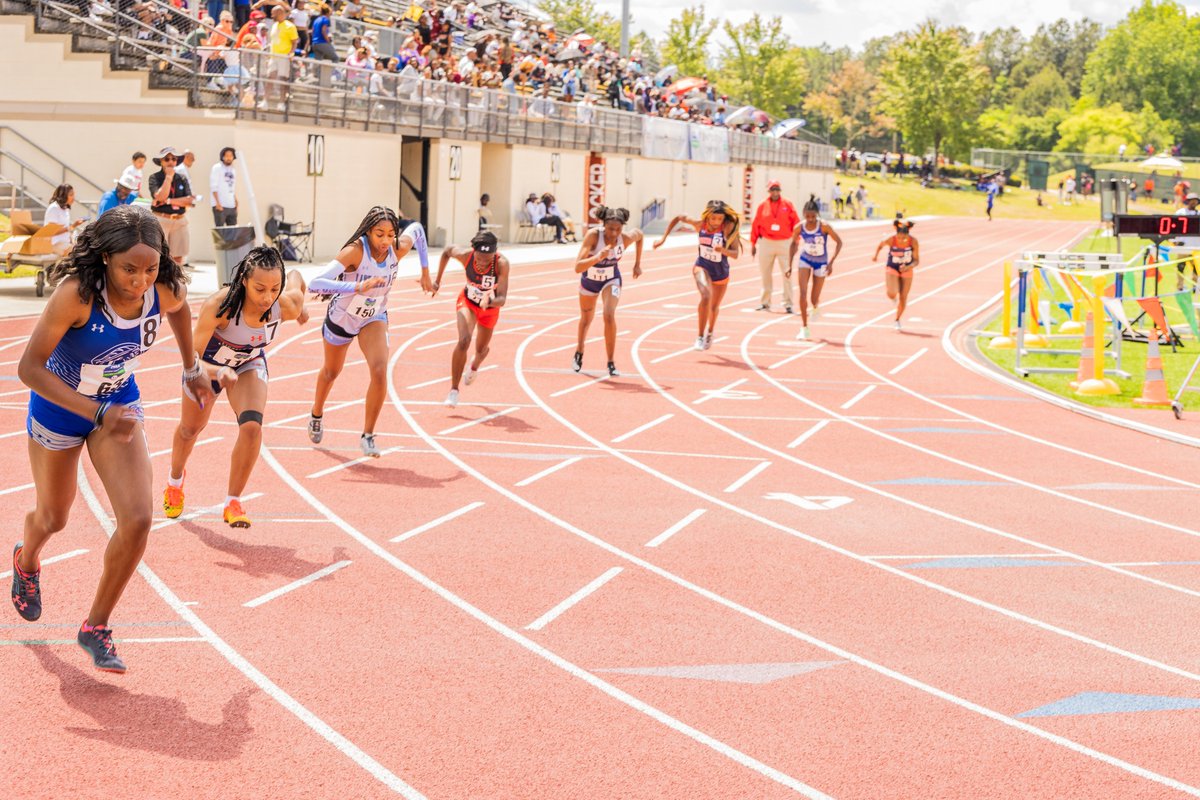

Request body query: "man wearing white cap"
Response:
[1175, 191, 1200, 291]
[749, 179, 799, 312]
[96, 175, 138, 216]
[147, 146, 194, 266]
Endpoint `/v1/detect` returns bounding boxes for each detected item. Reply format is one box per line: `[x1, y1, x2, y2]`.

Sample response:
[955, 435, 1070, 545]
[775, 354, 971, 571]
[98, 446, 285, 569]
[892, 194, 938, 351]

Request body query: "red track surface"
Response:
[5, 217, 1200, 798]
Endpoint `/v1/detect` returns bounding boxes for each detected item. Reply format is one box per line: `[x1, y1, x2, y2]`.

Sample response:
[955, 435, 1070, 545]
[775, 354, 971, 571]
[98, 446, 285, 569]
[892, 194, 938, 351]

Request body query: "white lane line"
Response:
[0, 430, 27, 440]
[273, 359, 366, 383]
[390, 502, 485, 543]
[389, 318, 437, 329]
[272, 399, 361, 427]
[150, 493, 265, 531]
[866, 553, 1067, 561]
[525, 567, 624, 631]
[535, 331, 630, 358]
[889, 348, 930, 376]
[840, 384, 877, 410]
[515, 456, 585, 487]
[0, 482, 34, 497]
[437, 406, 520, 435]
[650, 336, 728, 364]
[76, 470, 424, 799]
[1, 548, 88, 580]
[416, 339, 458, 352]
[787, 420, 831, 449]
[611, 414, 674, 444]
[407, 365, 497, 390]
[724, 461, 771, 493]
[694, 378, 749, 406]
[306, 447, 404, 479]
[496, 324, 535, 335]
[0, 636, 207, 646]
[149, 437, 221, 460]
[769, 343, 826, 371]
[550, 374, 610, 398]
[243, 560, 354, 608]
[646, 510, 706, 548]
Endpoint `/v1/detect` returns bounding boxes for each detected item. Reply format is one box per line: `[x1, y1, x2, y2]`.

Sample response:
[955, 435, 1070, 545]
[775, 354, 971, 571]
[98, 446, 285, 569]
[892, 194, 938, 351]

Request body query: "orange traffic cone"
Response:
[1134, 328, 1172, 407]
[1069, 313, 1095, 391]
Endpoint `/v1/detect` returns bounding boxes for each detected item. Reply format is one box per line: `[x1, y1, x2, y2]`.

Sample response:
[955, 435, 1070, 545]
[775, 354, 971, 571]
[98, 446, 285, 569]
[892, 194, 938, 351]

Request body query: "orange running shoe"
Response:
[223, 499, 251, 528]
[163, 481, 185, 519]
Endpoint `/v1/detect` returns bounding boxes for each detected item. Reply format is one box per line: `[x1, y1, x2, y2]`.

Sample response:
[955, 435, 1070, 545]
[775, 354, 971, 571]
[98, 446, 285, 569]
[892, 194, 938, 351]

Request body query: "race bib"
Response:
[345, 294, 381, 320]
[77, 358, 138, 397]
[587, 265, 615, 282]
[466, 284, 495, 305]
[803, 238, 825, 257]
[211, 343, 254, 367]
[699, 244, 719, 261]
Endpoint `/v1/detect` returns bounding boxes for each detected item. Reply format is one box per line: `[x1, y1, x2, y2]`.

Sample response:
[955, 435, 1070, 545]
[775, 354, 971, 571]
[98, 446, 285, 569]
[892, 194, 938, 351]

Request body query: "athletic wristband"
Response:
[93, 401, 111, 431]
[183, 354, 202, 381]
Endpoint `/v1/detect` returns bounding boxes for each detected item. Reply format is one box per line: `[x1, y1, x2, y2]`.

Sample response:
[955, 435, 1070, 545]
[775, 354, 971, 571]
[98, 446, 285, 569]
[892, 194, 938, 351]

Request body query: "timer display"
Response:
[1114, 214, 1200, 238]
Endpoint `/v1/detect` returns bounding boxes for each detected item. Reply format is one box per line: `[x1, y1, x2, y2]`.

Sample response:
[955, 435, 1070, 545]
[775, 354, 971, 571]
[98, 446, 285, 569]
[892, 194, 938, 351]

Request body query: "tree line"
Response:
[537, 0, 1200, 169]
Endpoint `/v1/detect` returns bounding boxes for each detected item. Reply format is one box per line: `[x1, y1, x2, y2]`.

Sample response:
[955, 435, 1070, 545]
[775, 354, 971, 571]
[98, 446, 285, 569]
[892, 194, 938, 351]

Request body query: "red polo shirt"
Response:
[750, 197, 799, 244]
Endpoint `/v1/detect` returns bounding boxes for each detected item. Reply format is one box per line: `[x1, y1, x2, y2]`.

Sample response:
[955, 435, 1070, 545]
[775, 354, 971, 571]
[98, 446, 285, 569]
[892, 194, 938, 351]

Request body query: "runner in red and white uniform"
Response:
[431, 230, 510, 407]
[873, 217, 920, 330]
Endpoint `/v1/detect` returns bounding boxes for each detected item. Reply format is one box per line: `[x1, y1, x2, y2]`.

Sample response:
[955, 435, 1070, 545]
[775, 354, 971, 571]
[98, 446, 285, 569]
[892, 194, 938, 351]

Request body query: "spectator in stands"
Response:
[543, 193, 577, 242]
[234, 0, 252, 28]
[44, 185, 85, 257]
[264, 4, 297, 107]
[235, 9, 265, 47]
[526, 192, 565, 243]
[120, 151, 146, 197]
[148, 146, 194, 266]
[210, 146, 238, 225]
[309, 3, 335, 61]
[97, 175, 138, 217]
[289, 0, 311, 55]
[750, 179, 800, 312]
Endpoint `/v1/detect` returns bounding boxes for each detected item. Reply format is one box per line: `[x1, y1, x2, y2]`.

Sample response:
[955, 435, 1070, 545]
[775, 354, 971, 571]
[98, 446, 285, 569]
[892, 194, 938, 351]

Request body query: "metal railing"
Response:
[18, 0, 836, 169]
[0, 127, 105, 213]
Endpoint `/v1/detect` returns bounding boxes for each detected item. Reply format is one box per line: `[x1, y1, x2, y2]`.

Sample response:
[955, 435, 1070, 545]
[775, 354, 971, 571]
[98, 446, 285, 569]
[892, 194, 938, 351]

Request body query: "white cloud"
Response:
[593, 0, 1133, 51]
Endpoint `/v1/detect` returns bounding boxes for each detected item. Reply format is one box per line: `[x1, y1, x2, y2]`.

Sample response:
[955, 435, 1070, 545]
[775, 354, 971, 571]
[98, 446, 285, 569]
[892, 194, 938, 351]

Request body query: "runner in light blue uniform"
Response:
[787, 195, 843, 340]
[12, 205, 211, 673]
[573, 205, 643, 377]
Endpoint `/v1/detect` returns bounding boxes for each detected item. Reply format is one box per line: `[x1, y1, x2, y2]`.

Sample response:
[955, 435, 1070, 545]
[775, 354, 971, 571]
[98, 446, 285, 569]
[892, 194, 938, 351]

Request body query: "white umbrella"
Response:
[1141, 155, 1183, 169]
[654, 64, 678, 86]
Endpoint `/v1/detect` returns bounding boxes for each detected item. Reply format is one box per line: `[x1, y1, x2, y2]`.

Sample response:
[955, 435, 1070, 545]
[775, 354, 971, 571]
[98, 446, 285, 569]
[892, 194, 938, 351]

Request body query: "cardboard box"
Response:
[2, 210, 65, 255]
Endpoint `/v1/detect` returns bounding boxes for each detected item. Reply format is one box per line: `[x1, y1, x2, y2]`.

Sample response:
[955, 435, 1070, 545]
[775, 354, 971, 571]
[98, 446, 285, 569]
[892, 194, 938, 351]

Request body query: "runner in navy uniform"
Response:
[653, 200, 743, 350]
[572, 205, 643, 376]
[163, 246, 309, 528]
[431, 231, 510, 407]
[873, 217, 920, 330]
[787, 195, 843, 340]
[12, 205, 212, 672]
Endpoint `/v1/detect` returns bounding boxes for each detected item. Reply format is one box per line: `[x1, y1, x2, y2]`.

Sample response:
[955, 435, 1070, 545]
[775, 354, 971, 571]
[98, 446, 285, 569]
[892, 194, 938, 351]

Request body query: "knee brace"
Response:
[237, 409, 264, 426]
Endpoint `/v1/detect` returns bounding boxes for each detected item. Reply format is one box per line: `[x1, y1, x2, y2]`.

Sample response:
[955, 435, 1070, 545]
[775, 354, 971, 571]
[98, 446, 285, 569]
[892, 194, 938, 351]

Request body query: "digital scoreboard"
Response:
[1113, 214, 1200, 239]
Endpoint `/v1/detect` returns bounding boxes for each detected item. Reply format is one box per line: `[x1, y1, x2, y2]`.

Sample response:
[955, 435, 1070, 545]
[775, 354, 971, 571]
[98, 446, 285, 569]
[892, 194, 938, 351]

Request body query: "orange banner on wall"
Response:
[585, 152, 606, 226]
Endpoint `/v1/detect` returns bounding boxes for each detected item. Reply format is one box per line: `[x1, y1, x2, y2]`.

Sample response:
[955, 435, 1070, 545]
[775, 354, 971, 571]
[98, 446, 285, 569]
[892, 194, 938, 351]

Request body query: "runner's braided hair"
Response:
[803, 194, 820, 214]
[701, 200, 742, 252]
[49, 204, 186, 307]
[216, 245, 286, 323]
[594, 205, 630, 225]
[343, 205, 401, 249]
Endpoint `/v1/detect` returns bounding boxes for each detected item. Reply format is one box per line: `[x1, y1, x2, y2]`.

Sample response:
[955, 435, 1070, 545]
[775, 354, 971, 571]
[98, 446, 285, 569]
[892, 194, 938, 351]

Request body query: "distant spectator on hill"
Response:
[1064, 175, 1076, 204]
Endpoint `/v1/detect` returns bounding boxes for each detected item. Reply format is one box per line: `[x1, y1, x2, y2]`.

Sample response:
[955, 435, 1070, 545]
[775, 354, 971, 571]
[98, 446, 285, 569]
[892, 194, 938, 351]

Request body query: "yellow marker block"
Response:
[989, 260, 1016, 349]
[1075, 275, 1120, 396]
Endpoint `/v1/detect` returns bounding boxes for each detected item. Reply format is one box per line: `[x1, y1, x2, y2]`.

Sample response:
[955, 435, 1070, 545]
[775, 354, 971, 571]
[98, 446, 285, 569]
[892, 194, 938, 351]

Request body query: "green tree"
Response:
[659, 5, 717, 77]
[1082, 0, 1200, 146]
[803, 60, 889, 149]
[716, 14, 807, 118]
[1054, 97, 1177, 153]
[1010, 18, 1102, 95]
[537, 0, 622, 48]
[1011, 65, 1072, 117]
[878, 22, 989, 173]
[977, 105, 1067, 151]
[977, 26, 1025, 104]
[860, 33, 904, 74]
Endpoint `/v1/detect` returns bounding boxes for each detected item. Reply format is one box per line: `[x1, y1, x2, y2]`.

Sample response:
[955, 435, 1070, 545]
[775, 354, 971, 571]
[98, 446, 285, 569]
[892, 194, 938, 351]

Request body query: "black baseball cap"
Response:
[471, 231, 498, 253]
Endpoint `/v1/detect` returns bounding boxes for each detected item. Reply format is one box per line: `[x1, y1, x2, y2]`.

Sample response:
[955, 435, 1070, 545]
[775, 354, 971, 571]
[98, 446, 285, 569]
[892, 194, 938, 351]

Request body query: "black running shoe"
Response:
[11, 543, 41, 622]
[78, 623, 126, 673]
[607, 362, 619, 377]
[572, 351, 583, 372]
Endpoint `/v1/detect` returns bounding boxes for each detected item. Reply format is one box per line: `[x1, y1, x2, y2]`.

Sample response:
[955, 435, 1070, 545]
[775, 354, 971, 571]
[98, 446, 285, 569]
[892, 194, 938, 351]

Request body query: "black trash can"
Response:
[211, 225, 256, 285]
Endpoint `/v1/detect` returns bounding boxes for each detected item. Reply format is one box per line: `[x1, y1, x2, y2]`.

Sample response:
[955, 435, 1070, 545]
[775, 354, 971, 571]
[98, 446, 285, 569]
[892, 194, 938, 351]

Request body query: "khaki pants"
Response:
[757, 237, 793, 308]
[155, 213, 189, 263]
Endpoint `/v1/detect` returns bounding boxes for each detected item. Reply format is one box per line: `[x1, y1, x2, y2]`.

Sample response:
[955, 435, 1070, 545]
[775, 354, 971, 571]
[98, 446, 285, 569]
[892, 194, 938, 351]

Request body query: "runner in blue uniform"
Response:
[307, 206, 429, 456]
[787, 195, 843, 340]
[654, 200, 743, 350]
[12, 205, 213, 673]
[163, 246, 310, 528]
[572, 205, 643, 376]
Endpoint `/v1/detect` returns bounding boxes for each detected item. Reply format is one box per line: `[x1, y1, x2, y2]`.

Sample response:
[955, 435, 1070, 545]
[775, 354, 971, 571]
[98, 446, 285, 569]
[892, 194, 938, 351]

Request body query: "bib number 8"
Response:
[142, 316, 159, 348]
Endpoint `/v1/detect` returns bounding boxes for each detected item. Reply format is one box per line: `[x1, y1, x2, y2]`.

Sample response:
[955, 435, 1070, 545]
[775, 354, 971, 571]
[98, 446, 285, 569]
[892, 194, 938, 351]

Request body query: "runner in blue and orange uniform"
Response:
[432, 230, 510, 407]
[12, 205, 213, 672]
[787, 194, 843, 340]
[572, 205, 643, 376]
[873, 217, 920, 330]
[654, 200, 744, 350]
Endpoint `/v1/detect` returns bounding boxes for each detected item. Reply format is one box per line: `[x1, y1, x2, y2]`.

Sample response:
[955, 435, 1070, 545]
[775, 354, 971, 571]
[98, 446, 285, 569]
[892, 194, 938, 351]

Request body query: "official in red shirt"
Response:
[750, 180, 800, 312]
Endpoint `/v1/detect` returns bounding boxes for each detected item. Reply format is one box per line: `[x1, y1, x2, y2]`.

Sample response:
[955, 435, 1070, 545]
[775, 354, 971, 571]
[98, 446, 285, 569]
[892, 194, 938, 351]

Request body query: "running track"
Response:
[6, 217, 1200, 798]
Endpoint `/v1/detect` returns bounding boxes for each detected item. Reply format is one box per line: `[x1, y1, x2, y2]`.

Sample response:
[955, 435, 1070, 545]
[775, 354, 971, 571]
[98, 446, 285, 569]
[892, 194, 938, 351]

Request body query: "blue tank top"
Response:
[46, 285, 163, 399]
[798, 221, 828, 266]
[695, 227, 728, 270]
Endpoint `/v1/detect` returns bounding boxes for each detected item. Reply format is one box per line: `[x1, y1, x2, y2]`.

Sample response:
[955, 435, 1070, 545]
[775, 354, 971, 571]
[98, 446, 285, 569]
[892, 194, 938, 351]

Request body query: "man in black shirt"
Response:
[147, 146, 194, 266]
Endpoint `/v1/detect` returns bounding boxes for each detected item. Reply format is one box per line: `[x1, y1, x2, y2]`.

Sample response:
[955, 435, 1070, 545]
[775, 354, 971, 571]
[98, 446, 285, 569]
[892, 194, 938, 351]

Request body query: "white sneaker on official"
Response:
[444, 389, 459, 407]
[693, 336, 705, 351]
[464, 368, 479, 386]
[703, 332, 713, 350]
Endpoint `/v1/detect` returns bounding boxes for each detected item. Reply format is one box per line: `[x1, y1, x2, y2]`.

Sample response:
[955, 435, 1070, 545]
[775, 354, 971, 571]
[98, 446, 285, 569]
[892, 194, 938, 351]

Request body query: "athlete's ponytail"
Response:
[701, 200, 742, 253]
[595, 205, 630, 225]
[802, 194, 820, 214]
[217, 245, 286, 323]
[343, 205, 401, 249]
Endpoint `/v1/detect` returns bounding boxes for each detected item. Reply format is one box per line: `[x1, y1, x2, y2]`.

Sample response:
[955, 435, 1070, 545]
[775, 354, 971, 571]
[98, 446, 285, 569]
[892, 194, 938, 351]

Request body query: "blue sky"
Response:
[589, 0, 1138, 50]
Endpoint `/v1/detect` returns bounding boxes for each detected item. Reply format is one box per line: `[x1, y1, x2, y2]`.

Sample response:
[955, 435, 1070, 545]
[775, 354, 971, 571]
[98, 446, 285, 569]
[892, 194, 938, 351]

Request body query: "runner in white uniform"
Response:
[787, 195, 843, 340]
[163, 246, 309, 528]
[572, 205, 643, 376]
[307, 206, 430, 456]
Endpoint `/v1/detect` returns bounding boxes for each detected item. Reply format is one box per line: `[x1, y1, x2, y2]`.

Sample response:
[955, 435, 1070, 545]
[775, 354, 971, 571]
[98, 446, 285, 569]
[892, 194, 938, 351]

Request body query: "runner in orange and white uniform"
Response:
[432, 230, 510, 407]
[873, 217, 920, 331]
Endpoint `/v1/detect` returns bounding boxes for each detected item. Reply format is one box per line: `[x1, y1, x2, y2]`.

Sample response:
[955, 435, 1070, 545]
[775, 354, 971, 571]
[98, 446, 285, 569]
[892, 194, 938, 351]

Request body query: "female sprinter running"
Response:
[162, 246, 309, 528]
[787, 194, 843, 340]
[12, 205, 213, 673]
[873, 217, 920, 330]
[653, 200, 743, 350]
[431, 230, 510, 407]
[307, 206, 429, 456]
[572, 205, 643, 376]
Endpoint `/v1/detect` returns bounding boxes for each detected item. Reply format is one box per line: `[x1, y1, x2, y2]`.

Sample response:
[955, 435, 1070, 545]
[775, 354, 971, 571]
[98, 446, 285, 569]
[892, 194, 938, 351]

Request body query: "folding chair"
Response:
[266, 203, 314, 262]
